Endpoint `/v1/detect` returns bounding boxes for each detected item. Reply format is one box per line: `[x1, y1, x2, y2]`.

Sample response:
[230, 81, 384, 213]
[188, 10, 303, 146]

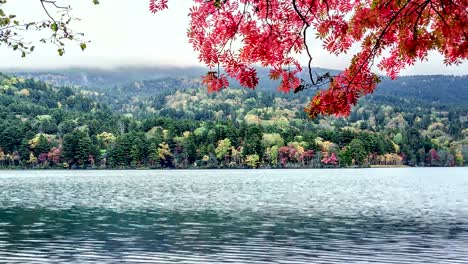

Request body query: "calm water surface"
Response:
[0, 168, 467, 263]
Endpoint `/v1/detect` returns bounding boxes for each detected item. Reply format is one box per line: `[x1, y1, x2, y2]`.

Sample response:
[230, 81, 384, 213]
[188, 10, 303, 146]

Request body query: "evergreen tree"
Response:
[340, 139, 367, 166]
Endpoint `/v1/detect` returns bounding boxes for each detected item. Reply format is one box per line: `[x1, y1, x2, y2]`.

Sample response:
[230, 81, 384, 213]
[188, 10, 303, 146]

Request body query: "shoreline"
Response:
[369, 165, 410, 168]
[1, 166, 465, 171]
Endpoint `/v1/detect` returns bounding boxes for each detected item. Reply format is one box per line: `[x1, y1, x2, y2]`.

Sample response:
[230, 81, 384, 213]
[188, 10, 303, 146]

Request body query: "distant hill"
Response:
[7, 66, 467, 107]
[373, 75, 468, 106]
[6, 65, 338, 88]
[4, 66, 208, 87]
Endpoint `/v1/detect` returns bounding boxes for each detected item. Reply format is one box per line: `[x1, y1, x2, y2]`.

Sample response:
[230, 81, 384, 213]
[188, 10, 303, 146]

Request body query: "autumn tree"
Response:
[157, 142, 174, 168]
[215, 138, 232, 160]
[245, 154, 260, 168]
[150, 0, 467, 117]
[0, 147, 5, 166]
[321, 152, 339, 166]
[3, 1, 466, 118]
[47, 146, 62, 165]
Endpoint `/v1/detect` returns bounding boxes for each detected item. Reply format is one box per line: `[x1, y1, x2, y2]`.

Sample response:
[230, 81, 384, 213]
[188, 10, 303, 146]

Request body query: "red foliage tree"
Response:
[321, 152, 338, 165]
[429, 148, 440, 161]
[428, 148, 440, 165]
[38, 153, 49, 164]
[278, 146, 290, 166]
[302, 149, 315, 164]
[47, 147, 62, 165]
[150, 0, 467, 117]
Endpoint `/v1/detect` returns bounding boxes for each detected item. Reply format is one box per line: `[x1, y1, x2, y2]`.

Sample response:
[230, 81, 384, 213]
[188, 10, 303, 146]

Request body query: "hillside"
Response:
[0, 71, 466, 169]
[374, 75, 468, 106]
[5, 66, 208, 87]
[8, 66, 468, 105]
[0, 73, 120, 162]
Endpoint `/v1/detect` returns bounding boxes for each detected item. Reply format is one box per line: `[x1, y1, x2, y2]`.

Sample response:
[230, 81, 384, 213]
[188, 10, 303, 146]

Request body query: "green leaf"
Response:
[51, 22, 58, 32]
[21, 51, 26, 58]
[57, 48, 64, 56]
[80, 43, 87, 51]
[93, 0, 99, 4]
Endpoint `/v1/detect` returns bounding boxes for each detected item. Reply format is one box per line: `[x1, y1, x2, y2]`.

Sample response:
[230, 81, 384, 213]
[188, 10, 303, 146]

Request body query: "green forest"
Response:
[0, 71, 466, 169]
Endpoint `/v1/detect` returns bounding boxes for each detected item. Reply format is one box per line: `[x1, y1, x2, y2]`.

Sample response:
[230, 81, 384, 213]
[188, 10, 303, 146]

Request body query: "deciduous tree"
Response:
[150, 0, 467, 117]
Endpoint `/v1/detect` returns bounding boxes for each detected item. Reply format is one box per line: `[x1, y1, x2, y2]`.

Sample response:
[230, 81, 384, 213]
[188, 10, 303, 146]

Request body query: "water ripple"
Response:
[0, 168, 467, 263]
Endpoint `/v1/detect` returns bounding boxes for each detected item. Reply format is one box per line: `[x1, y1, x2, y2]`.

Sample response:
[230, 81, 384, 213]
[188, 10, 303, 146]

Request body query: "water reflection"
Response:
[0, 168, 467, 263]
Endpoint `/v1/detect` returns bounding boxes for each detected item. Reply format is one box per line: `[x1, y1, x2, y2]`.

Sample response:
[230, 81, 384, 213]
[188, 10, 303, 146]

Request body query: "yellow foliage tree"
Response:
[245, 154, 260, 168]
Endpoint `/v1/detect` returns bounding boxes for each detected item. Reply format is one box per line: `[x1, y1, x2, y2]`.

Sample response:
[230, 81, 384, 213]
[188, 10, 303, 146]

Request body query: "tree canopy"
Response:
[0, 72, 466, 169]
[1, 1, 466, 118]
[150, 0, 467, 117]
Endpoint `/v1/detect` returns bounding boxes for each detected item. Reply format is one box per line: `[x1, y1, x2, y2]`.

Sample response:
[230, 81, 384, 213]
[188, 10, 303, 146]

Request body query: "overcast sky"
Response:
[1, 0, 467, 75]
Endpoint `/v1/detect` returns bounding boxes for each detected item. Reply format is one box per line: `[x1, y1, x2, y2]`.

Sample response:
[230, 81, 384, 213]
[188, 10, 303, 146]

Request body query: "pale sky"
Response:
[1, 0, 467, 75]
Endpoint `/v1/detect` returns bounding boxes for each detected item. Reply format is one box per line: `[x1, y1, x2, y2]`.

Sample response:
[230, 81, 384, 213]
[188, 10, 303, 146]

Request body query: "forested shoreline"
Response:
[0, 73, 466, 169]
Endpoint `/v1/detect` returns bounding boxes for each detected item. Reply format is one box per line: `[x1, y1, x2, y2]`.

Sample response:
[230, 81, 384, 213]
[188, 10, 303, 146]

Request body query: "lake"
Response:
[0, 168, 467, 263]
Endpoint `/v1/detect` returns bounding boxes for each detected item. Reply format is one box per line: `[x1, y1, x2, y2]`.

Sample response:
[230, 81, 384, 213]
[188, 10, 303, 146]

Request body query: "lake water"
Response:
[0, 168, 467, 263]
